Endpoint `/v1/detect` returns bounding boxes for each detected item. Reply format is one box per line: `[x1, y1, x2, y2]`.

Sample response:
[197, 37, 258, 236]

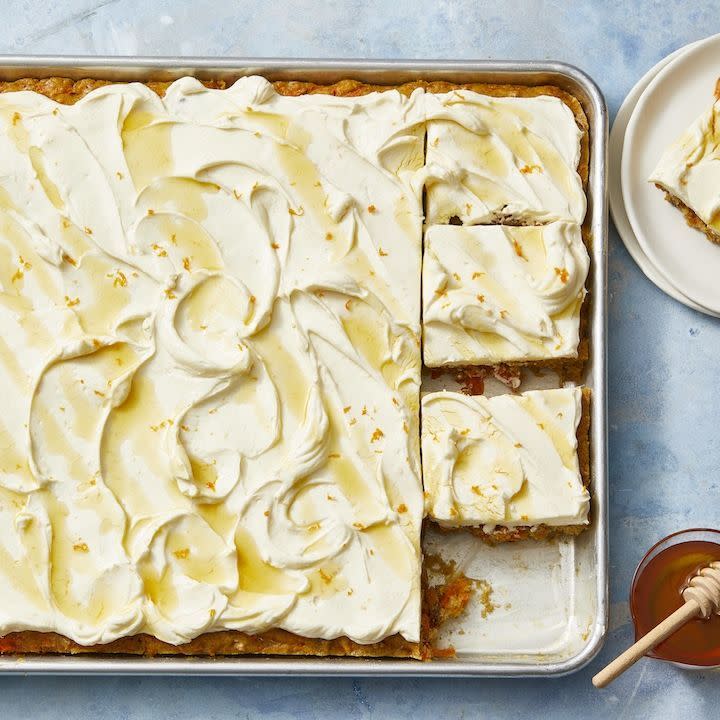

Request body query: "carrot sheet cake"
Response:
[0, 77, 425, 656]
[649, 85, 720, 244]
[0, 74, 593, 660]
[422, 222, 589, 367]
[420, 387, 590, 535]
[423, 88, 587, 226]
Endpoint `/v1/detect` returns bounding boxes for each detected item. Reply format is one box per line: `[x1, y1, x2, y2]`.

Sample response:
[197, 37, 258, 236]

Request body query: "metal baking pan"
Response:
[0, 56, 607, 677]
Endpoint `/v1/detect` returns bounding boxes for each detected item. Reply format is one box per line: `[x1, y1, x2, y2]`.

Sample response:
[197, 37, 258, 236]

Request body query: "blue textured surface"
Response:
[1, 1, 720, 717]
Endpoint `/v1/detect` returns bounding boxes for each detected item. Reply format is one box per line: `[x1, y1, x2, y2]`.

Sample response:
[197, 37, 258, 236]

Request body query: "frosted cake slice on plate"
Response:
[650, 84, 720, 244]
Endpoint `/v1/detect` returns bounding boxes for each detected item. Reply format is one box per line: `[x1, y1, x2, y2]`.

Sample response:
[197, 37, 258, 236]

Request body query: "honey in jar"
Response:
[630, 529, 720, 666]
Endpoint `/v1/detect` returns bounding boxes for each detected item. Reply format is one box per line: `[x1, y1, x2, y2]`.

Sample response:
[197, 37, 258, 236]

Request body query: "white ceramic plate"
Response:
[609, 41, 720, 316]
[622, 33, 720, 314]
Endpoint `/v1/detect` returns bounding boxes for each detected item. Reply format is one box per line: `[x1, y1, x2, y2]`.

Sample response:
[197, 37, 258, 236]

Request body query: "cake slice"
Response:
[421, 387, 590, 540]
[422, 222, 589, 368]
[649, 84, 720, 244]
[424, 88, 587, 226]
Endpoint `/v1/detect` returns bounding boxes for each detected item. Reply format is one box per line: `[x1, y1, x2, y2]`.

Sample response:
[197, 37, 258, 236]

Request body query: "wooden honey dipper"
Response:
[593, 560, 720, 688]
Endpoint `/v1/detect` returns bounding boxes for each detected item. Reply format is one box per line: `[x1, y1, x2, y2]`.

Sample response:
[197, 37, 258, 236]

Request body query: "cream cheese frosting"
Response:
[421, 388, 589, 529]
[0, 76, 425, 646]
[649, 99, 720, 234]
[422, 222, 589, 367]
[424, 90, 586, 226]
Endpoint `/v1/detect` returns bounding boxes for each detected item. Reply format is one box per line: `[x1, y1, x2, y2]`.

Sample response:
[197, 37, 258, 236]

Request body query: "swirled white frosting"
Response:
[423, 90, 586, 225]
[0, 77, 425, 646]
[421, 388, 589, 529]
[649, 99, 720, 233]
[422, 222, 589, 367]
